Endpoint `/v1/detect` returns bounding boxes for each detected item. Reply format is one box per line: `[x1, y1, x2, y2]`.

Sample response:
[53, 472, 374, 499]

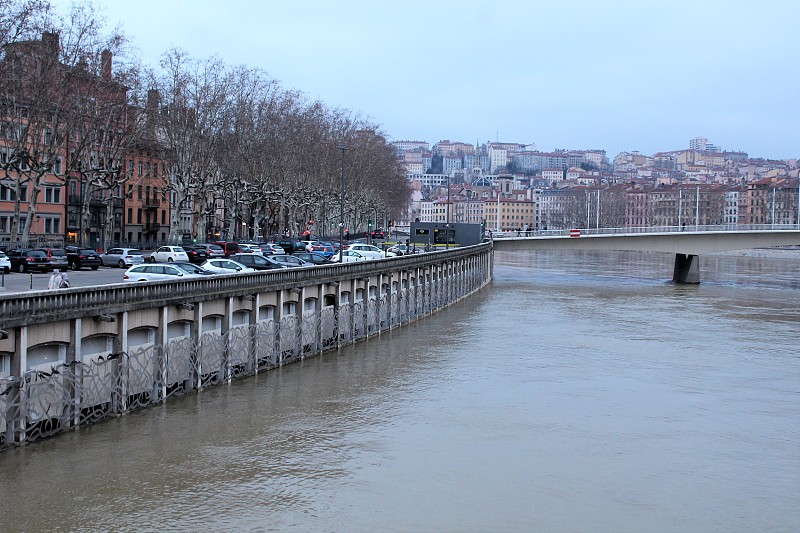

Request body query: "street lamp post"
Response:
[446, 175, 450, 249]
[338, 144, 347, 263]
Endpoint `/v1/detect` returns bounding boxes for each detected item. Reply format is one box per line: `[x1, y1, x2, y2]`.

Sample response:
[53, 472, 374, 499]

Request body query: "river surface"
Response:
[1, 250, 798, 532]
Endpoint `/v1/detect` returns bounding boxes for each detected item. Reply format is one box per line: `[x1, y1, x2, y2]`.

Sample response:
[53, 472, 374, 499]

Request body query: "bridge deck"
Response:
[492, 228, 800, 255]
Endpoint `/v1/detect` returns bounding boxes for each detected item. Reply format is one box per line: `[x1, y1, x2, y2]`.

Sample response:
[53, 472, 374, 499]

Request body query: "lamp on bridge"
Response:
[338, 144, 347, 263]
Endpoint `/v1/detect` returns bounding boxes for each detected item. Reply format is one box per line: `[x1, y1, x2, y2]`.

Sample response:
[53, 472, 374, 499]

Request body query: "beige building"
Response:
[483, 195, 537, 232]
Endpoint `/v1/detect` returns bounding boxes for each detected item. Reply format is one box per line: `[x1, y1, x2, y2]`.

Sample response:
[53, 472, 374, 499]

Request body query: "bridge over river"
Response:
[491, 224, 800, 283]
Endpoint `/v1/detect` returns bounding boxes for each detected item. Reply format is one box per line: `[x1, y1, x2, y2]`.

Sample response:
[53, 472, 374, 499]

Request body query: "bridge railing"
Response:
[491, 224, 800, 238]
[0, 243, 491, 328]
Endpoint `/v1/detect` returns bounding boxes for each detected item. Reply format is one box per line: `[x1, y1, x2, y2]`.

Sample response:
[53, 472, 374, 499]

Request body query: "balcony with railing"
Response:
[143, 197, 160, 209]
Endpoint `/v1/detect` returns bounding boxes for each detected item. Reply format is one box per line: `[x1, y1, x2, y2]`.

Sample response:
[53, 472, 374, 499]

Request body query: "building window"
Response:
[127, 208, 132, 224]
[137, 161, 143, 177]
[137, 209, 142, 224]
[137, 185, 142, 200]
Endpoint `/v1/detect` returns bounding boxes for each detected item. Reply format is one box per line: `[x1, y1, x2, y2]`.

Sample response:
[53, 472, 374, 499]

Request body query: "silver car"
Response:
[100, 247, 146, 268]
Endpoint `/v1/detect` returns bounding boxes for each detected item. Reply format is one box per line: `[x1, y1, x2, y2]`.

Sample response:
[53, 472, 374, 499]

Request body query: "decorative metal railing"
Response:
[0, 243, 493, 449]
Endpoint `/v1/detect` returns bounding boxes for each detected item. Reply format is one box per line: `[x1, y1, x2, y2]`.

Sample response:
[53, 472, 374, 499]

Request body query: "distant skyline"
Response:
[49, 0, 800, 160]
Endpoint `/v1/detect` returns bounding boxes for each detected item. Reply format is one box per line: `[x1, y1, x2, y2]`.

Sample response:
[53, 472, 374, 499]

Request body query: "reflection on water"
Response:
[1, 250, 798, 532]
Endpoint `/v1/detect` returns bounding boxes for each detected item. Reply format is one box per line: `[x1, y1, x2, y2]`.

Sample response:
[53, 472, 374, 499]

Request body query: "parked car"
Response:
[259, 243, 285, 255]
[199, 258, 255, 274]
[386, 243, 423, 256]
[346, 243, 395, 260]
[275, 237, 305, 254]
[181, 245, 211, 264]
[6, 249, 53, 273]
[149, 246, 190, 263]
[237, 243, 263, 255]
[64, 246, 101, 270]
[292, 251, 336, 265]
[229, 253, 282, 271]
[302, 240, 335, 258]
[0, 250, 12, 273]
[332, 250, 367, 263]
[266, 254, 309, 268]
[123, 263, 207, 283]
[37, 247, 69, 270]
[100, 247, 145, 268]
[171, 262, 216, 276]
[192, 243, 225, 259]
[211, 241, 240, 257]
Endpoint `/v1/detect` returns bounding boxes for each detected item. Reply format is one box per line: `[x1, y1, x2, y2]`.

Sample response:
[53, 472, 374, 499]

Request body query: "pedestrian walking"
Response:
[59, 271, 70, 289]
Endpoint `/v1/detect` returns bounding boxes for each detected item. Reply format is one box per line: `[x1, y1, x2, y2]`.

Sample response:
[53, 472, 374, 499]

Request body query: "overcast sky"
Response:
[51, 0, 799, 160]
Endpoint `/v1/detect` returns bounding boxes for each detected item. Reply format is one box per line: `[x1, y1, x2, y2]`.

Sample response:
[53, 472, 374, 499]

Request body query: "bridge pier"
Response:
[673, 253, 700, 284]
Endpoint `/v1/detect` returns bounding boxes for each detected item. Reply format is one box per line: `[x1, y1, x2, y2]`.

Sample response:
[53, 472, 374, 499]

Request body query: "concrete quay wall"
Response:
[0, 243, 493, 450]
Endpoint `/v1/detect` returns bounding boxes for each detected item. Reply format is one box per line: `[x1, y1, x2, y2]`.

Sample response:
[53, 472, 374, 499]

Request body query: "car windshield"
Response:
[29, 251, 47, 258]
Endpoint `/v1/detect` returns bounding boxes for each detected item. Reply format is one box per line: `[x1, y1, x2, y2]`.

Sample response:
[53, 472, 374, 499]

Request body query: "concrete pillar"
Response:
[190, 302, 202, 389]
[158, 306, 168, 401]
[114, 311, 129, 414]
[8, 326, 27, 444]
[315, 284, 323, 354]
[673, 253, 700, 284]
[249, 294, 259, 374]
[223, 297, 233, 381]
[68, 318, 82, 427]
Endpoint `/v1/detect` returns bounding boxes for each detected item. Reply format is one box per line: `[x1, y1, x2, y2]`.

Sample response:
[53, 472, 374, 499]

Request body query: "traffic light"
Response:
[368, 220, 373, 228]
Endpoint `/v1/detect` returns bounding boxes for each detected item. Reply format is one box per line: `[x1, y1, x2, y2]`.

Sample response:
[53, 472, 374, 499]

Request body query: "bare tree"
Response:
[152, 50, 234, 242]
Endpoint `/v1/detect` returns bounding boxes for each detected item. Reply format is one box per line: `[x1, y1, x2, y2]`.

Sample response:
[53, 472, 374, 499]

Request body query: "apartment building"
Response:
[483, 194, 537, 232]
[1, 32, 171, 248]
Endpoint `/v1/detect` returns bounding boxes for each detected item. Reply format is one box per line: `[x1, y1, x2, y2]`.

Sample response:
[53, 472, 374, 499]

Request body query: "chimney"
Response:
[41, 32, 59, 59]
[146, 89, 160, 111]
[101, 49, 112, 79]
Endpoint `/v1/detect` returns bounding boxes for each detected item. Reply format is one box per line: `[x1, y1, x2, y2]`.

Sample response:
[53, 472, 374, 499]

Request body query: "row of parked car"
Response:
[0, 246, 104, 274]
[122, 239, 415, 282]
[0, 237, 421, 278]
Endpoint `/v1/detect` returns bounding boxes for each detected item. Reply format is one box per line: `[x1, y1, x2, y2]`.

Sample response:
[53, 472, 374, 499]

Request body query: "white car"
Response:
[332, 250, 368, 263]
[238, 243, 263, 255]
[150, 246, 190, 263]
[100, 247, 145, 268]
[199, 258, 256, 274]
[346, 243, 395, 260]
[123, 263, 206, 282]
[260, 243, 285, 255]
[0, 250, 10, 273]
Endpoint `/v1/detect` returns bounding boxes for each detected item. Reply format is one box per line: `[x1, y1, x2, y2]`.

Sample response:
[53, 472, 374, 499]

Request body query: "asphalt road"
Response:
[0, 266, 128, 294]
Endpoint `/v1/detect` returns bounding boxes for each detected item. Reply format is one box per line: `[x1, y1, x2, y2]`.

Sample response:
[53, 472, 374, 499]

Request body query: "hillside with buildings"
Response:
[396, 137, 799, 232]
